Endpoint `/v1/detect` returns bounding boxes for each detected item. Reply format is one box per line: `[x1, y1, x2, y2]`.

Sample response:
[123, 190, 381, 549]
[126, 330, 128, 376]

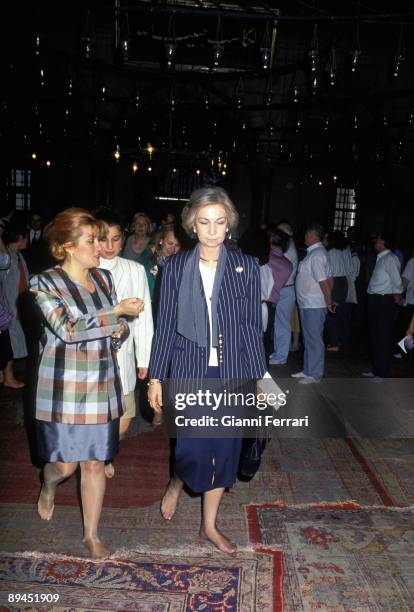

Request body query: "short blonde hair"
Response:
[43, 208, 97, 261]
[155, 226, 181, 257]
[181, 187, 239, 237]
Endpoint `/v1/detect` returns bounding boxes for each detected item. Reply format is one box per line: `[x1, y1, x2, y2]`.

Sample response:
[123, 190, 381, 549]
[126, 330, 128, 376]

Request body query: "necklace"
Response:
[200, 256, 218, 263]
[61, 267, 95, 292]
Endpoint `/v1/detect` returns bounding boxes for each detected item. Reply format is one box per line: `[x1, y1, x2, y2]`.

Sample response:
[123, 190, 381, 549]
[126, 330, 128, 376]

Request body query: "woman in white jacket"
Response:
[97, 211, 154, 476]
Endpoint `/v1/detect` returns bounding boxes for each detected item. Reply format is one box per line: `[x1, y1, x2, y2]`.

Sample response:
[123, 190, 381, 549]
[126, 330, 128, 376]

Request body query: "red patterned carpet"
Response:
[0, 389, 170, 509]
[1, 549, 280, 611]
[0, 388, 281, 611]
[1, 385, 414, 610]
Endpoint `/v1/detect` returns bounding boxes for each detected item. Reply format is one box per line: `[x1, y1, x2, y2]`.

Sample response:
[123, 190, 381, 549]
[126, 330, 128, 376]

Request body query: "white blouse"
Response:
[199, 262, 218, 367]
[99, 256, 154, 394]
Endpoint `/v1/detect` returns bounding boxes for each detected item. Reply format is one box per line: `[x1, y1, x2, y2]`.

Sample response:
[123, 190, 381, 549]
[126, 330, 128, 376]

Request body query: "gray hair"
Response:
[181, 187, 239, 237]
[306, 222, 324, 242]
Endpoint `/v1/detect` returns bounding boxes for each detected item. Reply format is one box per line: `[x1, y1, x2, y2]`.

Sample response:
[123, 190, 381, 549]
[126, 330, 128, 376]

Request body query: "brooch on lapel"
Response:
[235, 265, 244, 273]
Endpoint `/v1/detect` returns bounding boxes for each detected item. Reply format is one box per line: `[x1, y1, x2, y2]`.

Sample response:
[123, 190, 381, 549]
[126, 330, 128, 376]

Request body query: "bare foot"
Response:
[37, 485, 55, 521]
[83, 537, 110, 559]
[160, 480, 182, 520]
[4, 379, 25, 389]
[104, 463, 115, 478]
[199, 526, 237, 555]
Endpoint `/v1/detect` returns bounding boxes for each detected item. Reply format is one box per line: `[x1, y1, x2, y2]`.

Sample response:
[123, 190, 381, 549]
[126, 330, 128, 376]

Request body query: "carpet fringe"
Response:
[111, 543, 257, 558]
[0, 550, 95, 563]
[0, 543, 260, 563]
[244, 501, 414, 512]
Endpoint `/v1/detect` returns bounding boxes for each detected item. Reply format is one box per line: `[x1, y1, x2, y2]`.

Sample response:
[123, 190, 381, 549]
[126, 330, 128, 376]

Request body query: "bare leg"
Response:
[80, 460, 109, 559]
[4, 361, 24, 389]
[104, 417, 131, 479]
[119, 417, 131, 440]
[38, 461, 78, 520]
[200, 487, 237, 555]
[160, 476, 184, 520]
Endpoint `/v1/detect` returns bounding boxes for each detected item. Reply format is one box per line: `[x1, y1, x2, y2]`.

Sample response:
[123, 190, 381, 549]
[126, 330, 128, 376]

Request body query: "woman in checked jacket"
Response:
[30, 208, 143, 559]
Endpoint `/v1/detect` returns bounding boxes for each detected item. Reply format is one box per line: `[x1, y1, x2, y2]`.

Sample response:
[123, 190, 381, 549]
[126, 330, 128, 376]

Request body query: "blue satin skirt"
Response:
[36, 419, 119, 463]
[173, 366, 242, 493]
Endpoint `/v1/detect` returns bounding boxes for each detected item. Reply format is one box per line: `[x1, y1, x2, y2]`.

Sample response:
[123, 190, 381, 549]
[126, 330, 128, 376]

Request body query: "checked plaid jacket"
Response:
[30, 267, 126, 424]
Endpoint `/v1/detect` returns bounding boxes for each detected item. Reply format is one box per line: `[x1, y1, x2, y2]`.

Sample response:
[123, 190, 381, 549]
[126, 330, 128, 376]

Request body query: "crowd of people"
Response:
[0, 191, 413, 559]
[244, 221, 414, 383]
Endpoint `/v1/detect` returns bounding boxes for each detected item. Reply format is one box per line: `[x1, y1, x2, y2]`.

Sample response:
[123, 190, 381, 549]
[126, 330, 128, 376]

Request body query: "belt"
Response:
[284, 284, 294, 287]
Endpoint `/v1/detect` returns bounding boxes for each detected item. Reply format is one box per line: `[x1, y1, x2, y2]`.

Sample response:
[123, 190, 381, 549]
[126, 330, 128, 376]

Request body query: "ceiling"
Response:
[4, 0, 414, 182]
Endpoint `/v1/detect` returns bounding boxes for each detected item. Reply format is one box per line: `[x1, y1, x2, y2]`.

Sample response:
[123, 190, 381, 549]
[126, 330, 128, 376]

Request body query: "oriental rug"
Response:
[246, 502, 414, 611]
[346, 438, 414, 507]
[0, 548, 281, 611]
[2, 390, 413, 510]
[2, 388, 414, 611]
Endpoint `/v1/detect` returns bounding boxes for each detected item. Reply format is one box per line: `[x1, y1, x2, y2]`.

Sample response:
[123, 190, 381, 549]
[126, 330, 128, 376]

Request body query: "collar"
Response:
[377, 249, 390, 260]
[270, 246, 284, 257]
[307, 241, 322, 253]
[99, 256, 119, 270]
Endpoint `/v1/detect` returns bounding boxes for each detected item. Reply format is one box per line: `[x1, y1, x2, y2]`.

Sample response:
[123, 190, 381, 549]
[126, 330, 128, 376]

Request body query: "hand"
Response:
[327, 303, 337, 314]
[115, 298, 144, 318]
[137, 367, 148, 380]
[393, 294, 403, 306]
[407, 320, 414, 339]
[148, 381, 163, 413]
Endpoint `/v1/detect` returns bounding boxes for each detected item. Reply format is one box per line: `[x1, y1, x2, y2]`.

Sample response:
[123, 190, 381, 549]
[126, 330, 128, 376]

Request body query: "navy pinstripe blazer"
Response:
[149, 247, 266, 381]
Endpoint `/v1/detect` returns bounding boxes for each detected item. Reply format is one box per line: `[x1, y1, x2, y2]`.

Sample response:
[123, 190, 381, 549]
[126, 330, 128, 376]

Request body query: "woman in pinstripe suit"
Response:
[148, 187, 266, 554]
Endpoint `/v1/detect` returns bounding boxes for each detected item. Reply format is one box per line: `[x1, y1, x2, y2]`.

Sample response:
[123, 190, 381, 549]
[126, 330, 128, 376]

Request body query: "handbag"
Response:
[238, 437, 267, 480]
[238, 374, 282, 480]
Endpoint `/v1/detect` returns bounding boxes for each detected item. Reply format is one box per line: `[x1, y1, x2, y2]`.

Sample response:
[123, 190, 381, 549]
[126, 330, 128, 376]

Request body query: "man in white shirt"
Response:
[269, 221, 298, 365]
[364, 232, 403, 379]
[97, 211, 154, 476]
[292, 223, 333, 384]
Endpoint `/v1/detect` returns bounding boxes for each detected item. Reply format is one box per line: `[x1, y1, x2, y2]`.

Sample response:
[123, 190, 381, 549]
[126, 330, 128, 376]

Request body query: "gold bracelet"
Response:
[147, 379, 162, 386]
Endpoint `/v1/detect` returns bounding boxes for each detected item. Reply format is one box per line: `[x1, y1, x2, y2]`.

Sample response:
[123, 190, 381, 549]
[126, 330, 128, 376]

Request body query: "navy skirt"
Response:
[173, 366, 242, 493]
[36, 419, 119, 463]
